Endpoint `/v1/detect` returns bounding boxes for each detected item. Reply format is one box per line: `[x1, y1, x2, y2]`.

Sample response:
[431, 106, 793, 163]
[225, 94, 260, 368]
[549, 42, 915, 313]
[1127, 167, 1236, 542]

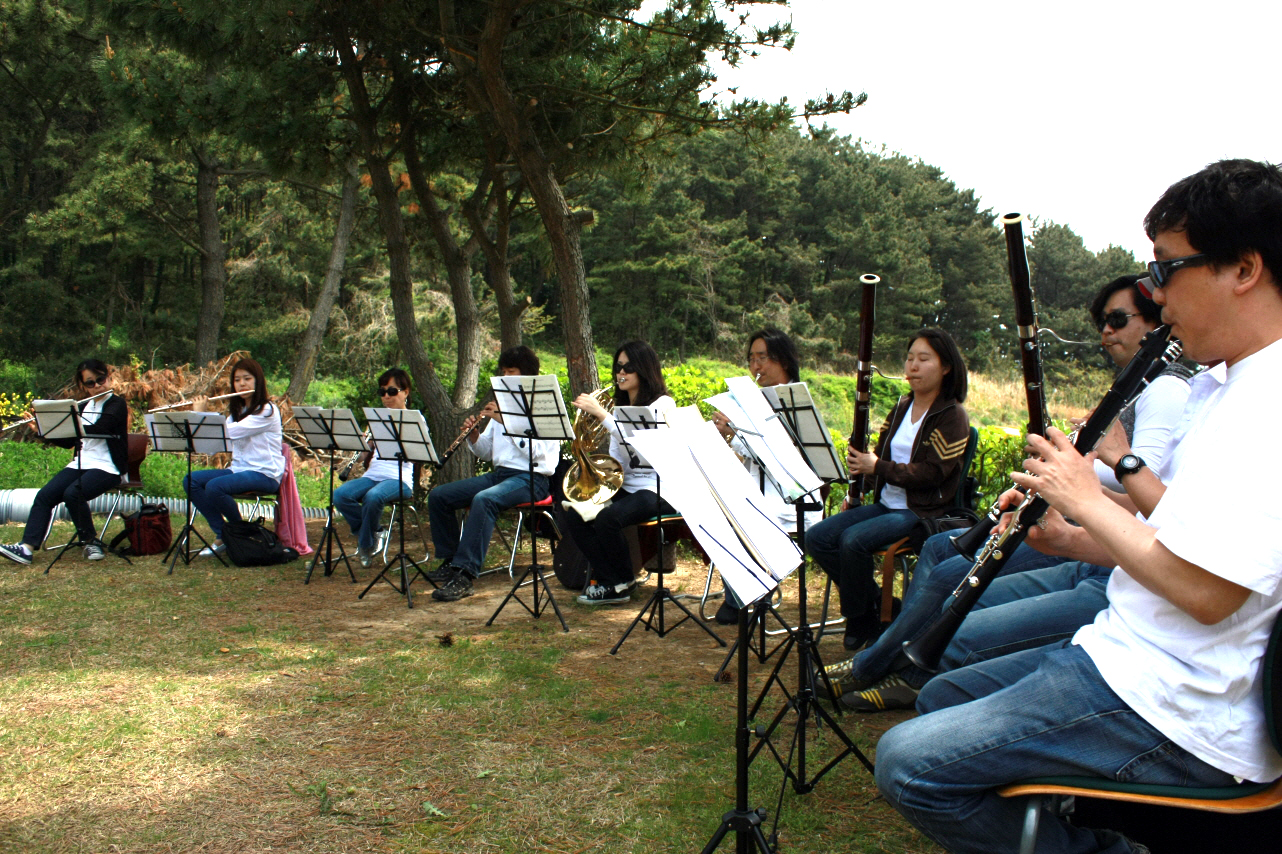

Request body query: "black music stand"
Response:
[357, 407, 438, 608]
[608, 405, 724, 654]
[32, 399, 126, 572]
[148, 410, 231, 574]
[486, 374, 573, 632]
[295, 406, 367, 584]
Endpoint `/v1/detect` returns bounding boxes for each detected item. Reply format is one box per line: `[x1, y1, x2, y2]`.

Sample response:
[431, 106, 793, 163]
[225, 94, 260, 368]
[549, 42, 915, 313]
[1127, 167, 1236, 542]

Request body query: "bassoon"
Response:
[847, 273, 880, 502]
[902, 325, 1183, 672]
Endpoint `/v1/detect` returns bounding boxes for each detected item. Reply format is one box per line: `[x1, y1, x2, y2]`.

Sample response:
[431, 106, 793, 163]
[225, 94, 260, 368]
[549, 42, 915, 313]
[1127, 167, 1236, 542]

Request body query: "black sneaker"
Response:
[714, 601, 738, 624]
[577, 582, 630, 605]
[839, 674, 919, 713]
[0, 543, 33, 566]
[83, 542, 106, 561]
[426, 561, 459, 584]
[431, 573, 474, 602]
[843, 612, 882, 651]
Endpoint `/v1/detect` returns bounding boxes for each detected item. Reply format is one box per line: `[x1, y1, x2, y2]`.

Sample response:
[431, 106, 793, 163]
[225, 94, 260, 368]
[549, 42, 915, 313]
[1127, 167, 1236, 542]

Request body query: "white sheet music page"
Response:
[706, 376, 823, 502]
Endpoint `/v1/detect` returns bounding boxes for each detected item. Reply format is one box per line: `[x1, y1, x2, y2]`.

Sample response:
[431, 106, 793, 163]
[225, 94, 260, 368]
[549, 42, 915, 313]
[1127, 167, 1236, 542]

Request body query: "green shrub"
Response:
[0, 441, 73, 488]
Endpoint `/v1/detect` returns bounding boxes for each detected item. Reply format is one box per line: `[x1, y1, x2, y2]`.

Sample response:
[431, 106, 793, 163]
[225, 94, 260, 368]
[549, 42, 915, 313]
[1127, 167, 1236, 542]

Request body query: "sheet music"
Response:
[761, 382, 845, 482]
[611, 404, 668, 469]
[294, 406, 368, 453]
[145, 411, 231, 454]
[706, 376, 824, 502]
[625, 418, 802, 606]
[363, 407, 439, 464]
[491, 374, 576, 442]
[31, 399, 81, 441]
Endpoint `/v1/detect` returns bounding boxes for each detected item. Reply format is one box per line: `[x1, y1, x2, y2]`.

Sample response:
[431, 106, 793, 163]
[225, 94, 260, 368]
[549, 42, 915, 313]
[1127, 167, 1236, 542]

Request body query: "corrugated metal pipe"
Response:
[0, 489, 327, 525]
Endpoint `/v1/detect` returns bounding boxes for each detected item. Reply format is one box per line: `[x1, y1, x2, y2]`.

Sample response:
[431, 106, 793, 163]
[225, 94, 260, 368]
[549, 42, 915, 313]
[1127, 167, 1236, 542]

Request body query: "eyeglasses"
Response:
[378, 386, 403, 397]
[747, 353, 774, 366]
[614, 363, 638, 375]
[81, 377, 107, 388]
[1096, 310, 1140, 332]
[1146, 253, 1212, 289]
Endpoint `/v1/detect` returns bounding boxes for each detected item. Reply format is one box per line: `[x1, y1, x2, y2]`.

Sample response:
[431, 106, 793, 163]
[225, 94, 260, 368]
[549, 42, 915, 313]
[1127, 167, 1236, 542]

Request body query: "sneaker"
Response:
[0, 543, 33, 566]
[358, 546, 374, 569]
[714, 601, 739, 625]
[839, 674, 919, 713]
[577, 581, 630, 605]
[843, 612, 882, 651]
[83, 543, 105, 561]
[426, 561, 460, 584]
[431, 573, 474, 602]
[822, 657, 874, 698]
[198, 543, 227, 558]
[373, 527, 388, 553]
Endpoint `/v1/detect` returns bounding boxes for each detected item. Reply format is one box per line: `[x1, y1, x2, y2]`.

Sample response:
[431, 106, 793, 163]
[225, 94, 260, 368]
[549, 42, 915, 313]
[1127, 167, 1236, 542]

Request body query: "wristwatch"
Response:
[1114, 454, 1146, 481]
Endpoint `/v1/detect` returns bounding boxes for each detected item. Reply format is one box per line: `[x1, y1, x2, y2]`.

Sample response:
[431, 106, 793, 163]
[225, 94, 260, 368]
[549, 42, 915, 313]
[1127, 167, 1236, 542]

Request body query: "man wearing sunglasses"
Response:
[875, 159, 1282, 853]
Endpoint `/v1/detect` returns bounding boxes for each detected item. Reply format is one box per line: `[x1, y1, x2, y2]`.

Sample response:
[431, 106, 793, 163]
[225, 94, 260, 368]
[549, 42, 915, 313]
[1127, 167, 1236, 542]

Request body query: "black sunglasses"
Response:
[1096, 310, 1140, 332]
[1146, 253, 1211, 289]
[81, 376, 107, 388]
[378, 386, 404, 397]
[614, 363, 639, 375]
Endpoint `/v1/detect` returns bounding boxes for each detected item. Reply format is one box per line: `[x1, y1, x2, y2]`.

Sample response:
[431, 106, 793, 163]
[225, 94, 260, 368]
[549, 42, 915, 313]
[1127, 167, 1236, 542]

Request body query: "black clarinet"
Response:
[902, 325, 1182, 673]
[848, 273, 879, 501]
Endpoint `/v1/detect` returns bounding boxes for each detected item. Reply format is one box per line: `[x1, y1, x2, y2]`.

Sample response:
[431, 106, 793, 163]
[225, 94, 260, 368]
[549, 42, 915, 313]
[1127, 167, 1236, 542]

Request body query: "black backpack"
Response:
[221, 519, 298, 567]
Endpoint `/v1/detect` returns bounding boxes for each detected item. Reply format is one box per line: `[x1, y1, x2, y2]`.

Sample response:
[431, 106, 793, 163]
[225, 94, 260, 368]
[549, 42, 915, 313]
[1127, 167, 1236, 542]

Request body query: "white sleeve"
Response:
[225, 404, 279, 440]
[468, 417, 496, 461]
[1095, 375, 1191, 492]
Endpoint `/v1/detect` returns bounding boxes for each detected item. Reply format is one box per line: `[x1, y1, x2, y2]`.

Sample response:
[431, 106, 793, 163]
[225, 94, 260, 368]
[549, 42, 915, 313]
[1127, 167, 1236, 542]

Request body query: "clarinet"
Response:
[847, 273, 880, 501]
[902, 325, 1183, 673]
[950, 213, 1048, 557]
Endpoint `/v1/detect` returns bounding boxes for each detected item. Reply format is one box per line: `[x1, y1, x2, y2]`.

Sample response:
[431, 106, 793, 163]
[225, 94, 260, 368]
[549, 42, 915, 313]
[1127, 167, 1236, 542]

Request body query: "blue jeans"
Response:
[875, 642, 1237, 854]
[848, 534, 1064, 687]
[806, 503, 918, 621]
[333, 476, 409, 552]
[427, 468, 549, 578]
[940, 561, 1111, 671]
[183, 468, 280, 539]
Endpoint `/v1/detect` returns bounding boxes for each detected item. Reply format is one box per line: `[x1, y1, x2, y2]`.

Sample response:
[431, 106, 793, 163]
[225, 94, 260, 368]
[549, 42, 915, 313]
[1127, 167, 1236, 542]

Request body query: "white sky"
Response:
[689, 0, 1279, 259]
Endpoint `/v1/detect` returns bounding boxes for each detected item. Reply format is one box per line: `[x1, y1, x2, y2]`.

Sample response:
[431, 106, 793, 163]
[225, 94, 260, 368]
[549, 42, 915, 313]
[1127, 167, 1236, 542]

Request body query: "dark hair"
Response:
[747, 327, 801, 383]
[1089, 274, 1162, 328]
[228, 358, 270, 421]
[907, 328, 968, 403]
[1144, 159, 1282, 287]
[377, 367, 412, 393]
[74, 359, 109, 387]
[612, 340, 668, 408]
[498, 345, 540, 376]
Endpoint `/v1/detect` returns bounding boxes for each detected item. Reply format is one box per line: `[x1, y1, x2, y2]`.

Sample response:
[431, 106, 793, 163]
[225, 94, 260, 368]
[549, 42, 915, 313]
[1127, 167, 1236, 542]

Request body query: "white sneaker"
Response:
[83, 543, 105, 561]
[198, 543, 226, 558]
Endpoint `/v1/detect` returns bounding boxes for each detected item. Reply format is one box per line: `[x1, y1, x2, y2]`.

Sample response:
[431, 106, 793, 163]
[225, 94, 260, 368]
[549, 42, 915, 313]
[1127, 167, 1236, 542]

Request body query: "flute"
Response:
[147, 391, 246, 413]
[4, 388, 114, 432]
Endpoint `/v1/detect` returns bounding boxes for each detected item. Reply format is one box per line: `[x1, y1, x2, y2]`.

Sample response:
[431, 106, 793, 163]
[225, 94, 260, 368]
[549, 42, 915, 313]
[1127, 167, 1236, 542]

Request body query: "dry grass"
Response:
[0, 518, 934, 854]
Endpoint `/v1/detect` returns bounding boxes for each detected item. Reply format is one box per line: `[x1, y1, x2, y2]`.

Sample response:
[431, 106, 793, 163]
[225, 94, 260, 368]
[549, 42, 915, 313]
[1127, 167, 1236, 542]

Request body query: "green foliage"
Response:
[0, 443, 74, 488]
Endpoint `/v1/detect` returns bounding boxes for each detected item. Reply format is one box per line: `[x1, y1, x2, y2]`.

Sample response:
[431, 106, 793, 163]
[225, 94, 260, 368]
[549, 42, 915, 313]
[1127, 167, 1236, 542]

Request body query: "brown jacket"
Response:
[870, 394, 970, 519]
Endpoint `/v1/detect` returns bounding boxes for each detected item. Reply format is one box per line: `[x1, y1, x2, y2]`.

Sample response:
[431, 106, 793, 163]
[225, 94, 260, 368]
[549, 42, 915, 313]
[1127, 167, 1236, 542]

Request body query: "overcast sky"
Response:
[691, 0, 1278, 259]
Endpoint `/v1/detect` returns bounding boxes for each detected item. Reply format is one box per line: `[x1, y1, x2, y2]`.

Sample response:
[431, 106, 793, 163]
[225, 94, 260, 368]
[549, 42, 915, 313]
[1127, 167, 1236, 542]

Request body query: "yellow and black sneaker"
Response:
[839, 674, 919, 713]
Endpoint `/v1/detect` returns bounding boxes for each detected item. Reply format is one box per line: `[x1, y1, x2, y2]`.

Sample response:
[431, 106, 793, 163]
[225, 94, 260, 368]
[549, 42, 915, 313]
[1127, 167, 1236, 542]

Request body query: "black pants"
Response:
[561, 487, 673, 588]
[23, 466, 120, 548]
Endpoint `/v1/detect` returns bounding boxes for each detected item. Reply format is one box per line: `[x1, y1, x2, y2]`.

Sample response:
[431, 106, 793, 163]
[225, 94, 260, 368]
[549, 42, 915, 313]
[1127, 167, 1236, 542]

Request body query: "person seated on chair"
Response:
[183, 357, 283, 558]
[332, 368, 414, 568]
[563, 340, 678, 606]
[427, 346, 561, 602]
[874, 159, 1282, 854]
[0, 359, 127, 565]
[828, 275, 1195, 711]
[709, 326, 823, 624]
[806, 328, 971, 653]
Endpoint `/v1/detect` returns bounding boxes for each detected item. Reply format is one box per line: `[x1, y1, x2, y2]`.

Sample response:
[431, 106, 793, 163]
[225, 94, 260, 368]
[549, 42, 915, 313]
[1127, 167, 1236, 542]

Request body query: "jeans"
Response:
[848, 534, 1064, 687]
[332, 476, 409, 552]
[806, 503, 918, 621]
[940, 561, 1112, 671]
[561, 488, 673, 588]
[427, 467, 549, 578]
[875, 642, 1237, 854]
[24, 466, 121, 547]
[183, 468, 280, 539]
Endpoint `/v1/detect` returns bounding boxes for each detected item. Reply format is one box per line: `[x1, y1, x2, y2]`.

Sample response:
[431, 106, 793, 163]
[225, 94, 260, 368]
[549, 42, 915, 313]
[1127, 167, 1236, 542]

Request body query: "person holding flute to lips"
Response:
[0, 359, 128, 565]
[182, 357, 283, 558]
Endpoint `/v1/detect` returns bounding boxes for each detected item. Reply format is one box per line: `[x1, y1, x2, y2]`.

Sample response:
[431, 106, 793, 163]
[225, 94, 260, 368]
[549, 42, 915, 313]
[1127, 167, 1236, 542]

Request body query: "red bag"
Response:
[109, 503, 173, 555]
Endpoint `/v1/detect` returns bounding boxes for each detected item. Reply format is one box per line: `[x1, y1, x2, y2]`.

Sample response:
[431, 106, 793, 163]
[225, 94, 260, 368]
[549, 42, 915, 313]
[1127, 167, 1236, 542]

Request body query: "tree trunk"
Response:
[193, 147, 226, 365]
[467, 160, 527, 350]
[286, 157, 361, 404]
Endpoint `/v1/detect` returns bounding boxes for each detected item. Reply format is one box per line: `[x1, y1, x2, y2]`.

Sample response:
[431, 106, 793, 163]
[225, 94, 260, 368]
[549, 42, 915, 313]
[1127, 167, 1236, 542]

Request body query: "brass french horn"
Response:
[562, 387, 624, 521]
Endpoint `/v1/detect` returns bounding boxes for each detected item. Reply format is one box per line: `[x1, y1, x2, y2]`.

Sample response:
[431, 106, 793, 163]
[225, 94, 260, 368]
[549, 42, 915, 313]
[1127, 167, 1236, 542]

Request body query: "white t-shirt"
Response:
[364, 454, 412, 485]
[600, 395, 677, 494]
[227, 403, 284, 482]
[469, 416, 559, 476]
[1093, 373, 1191, 492]
[1075, 343, 1282, 783]
[68, 396, 119, 477]
[879, 406, 925, 510]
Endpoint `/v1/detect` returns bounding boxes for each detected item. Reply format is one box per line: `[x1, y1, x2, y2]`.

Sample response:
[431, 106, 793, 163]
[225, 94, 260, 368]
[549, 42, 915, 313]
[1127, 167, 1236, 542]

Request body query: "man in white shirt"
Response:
[428, 347, 561, 602]
[874, 159, 1282, 854]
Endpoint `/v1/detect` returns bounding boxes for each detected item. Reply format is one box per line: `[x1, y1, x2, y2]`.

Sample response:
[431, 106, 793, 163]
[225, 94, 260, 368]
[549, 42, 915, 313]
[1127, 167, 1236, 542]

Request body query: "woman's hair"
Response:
[907, 328, 969, 404]
[75, 359, 109, 387]
[747, 327, 801, 383]
[377, 367, 412, 392]
[612, 340, 668, 408]
[498, 345, 540, 376]
[228, 358, 270, 420]
[1089, 274, 1162, 328]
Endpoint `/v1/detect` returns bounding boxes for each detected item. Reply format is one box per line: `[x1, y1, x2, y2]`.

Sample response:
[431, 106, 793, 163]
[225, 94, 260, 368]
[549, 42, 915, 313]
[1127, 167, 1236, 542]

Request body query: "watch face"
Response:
[1120, 454, 1138, 468]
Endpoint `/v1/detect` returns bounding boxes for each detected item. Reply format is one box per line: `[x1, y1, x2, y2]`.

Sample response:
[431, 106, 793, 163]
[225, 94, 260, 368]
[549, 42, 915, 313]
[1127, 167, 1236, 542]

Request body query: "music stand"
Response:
[608, 405, 724, 654]
[147, 411, 231, 574]
[294, 407, 367, 584]
[33, 399, 124, 572]
[357, 407, 438, 608]
[485, 374, 574, 632]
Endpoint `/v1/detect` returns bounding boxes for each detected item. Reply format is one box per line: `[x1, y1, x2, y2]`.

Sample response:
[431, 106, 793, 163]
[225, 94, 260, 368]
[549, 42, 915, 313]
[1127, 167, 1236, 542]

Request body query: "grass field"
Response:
[0, 517, 934, 854]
